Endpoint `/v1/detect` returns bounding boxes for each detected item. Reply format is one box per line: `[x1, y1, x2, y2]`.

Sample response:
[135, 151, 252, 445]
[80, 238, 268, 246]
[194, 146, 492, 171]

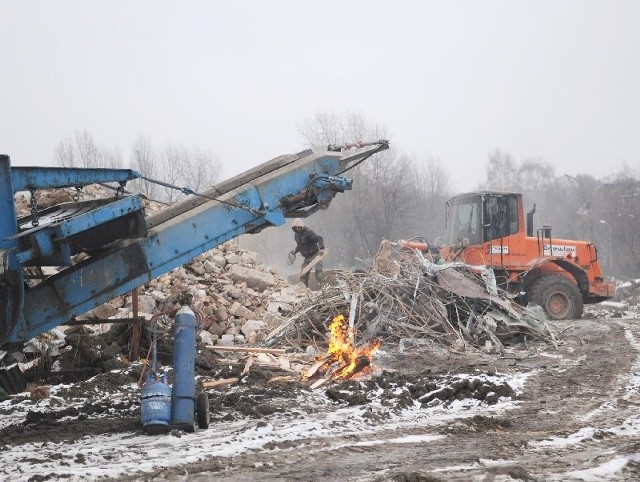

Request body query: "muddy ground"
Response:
[1, 316, 640, 481]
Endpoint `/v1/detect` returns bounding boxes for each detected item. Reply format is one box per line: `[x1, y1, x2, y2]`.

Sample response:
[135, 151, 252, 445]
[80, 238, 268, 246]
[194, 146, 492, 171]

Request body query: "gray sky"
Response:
[1, 1, 639, 192]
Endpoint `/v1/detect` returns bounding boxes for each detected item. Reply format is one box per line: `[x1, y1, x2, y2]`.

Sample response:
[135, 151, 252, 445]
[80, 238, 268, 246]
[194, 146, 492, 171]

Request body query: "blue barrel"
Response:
[171, 306, 197, 432]
[141, 374, 171, 434]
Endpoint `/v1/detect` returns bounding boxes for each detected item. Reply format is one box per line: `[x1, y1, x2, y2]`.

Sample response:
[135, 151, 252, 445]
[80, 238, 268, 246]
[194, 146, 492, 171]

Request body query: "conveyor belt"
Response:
[17, 198, 120, 232]
[13, 196, 147, 264]
[146, 150, 312, 229]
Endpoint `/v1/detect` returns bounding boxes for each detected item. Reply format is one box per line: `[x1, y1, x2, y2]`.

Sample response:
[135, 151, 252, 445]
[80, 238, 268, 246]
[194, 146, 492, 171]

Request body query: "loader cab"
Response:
[446, 191, 521, 246]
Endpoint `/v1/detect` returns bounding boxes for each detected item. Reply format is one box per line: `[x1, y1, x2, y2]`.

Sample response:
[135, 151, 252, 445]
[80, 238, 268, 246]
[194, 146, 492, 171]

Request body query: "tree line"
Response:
[54, 131, 221, 204]
[52, 121, 639, 280]
[243, 113, 640, 280]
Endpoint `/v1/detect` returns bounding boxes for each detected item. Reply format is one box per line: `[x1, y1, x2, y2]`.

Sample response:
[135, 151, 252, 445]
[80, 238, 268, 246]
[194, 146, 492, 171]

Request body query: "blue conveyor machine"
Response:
[0, 141, 388, 349]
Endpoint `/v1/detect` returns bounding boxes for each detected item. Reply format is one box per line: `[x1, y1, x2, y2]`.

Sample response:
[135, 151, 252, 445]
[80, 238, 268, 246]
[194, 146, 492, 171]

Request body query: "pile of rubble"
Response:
[585, 278, 640, 319]
[84, 241, 309, 348]
[267, 241, 557, 355]
[3, 188, 312, 396]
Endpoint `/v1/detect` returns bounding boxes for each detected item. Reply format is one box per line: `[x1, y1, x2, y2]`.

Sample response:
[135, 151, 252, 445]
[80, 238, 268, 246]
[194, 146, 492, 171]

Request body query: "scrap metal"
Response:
[267, 242, 557, 353]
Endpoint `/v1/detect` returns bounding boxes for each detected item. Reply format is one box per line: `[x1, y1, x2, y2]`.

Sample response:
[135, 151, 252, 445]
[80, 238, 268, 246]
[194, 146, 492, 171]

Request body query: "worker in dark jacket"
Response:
[289, 218, 325, 287]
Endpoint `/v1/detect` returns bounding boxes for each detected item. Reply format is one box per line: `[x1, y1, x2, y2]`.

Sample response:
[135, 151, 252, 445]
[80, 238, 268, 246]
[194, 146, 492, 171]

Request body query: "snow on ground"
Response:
[532, 413, 640, 451]
[553, 457, 637, 482]
[0, 371, 528, 481]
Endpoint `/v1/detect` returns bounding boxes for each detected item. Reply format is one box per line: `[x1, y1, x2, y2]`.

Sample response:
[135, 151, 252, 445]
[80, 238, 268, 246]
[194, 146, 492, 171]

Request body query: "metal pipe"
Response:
[63, 317, 145, 325]
[132, 288, 140, 360]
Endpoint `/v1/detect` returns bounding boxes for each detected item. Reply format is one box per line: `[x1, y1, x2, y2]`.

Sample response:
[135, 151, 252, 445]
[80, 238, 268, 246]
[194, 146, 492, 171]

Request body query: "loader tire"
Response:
[528, 274, 584, 320]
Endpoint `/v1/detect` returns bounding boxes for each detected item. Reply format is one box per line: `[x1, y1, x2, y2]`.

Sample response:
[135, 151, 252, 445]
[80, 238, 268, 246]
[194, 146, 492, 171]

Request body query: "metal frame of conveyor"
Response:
[1, 155, 143, 347]
[0, 141, 388, 348]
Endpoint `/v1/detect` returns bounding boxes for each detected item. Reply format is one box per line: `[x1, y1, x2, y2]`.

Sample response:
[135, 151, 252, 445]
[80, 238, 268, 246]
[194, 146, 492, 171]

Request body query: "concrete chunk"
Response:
[240, 252, 258, 265]
[203, 260, 218, 273]
[241, 319, 266, 336]
[217, 334, 235, 346]
[136, 295, 157, 315]
[225, 253, 240, 265]
[228, 265, 276, 291]
[210, 254, 227, 268]
[214, 306, 228, 323]
[91, 304, 118, 320]
[229, 302, 256, 320]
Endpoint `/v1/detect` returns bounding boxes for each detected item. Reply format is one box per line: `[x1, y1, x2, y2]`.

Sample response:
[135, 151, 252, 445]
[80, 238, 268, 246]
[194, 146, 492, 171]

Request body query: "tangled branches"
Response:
[267, 245, 556, 354]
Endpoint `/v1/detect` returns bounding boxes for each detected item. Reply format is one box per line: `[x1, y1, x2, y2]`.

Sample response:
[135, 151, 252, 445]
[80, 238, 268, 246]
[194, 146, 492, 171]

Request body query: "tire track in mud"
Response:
[580, 320, 640, 422]
[173, 319, 640, 481]
[618, 320, 640, 401]
[504, 319, 640, 481]
[7, 319, 639, 481]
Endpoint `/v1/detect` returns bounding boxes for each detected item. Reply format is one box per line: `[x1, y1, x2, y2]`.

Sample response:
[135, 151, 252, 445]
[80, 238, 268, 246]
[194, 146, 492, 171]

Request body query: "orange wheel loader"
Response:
[400, 191, 615, 320]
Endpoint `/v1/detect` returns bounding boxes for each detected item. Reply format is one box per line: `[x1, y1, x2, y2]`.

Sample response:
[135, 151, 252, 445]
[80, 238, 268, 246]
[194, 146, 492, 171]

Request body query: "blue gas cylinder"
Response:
[141, 374, 171, 434]
[171, 307, 197, 432]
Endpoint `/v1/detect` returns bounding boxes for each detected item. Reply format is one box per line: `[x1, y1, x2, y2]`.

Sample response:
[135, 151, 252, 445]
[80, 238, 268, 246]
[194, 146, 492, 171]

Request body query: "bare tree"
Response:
[152, 143, 223, 204]
[131, 134, 158, 199]
[298, 111, 436, 266]
[484, 148, 518, 191]
[54, 132, 223, 205]
[105, 146, 123, 169]
[54, 130, 121, 169]
[158, 144, 187, 204]
[181, 146, 222, 194]
[411, 156, 451, 243]
[596, 164, 640, 276]
[76, 130, 99, 167]
[298, 111, 343, 151]
[518, 160, 555, 193]
[54, 137, 77, 168]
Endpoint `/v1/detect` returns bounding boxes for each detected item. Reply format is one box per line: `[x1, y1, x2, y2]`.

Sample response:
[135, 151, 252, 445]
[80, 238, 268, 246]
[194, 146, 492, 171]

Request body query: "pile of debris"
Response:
[88, 241, 307, 348]
[267, 241, 557, 355]
[585, 278, 640, 319]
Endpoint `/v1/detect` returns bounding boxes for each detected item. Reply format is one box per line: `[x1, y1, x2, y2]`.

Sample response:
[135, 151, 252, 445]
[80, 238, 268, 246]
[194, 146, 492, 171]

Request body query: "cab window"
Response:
[447, 197, 482, 245]
[484, 195, 518, 242]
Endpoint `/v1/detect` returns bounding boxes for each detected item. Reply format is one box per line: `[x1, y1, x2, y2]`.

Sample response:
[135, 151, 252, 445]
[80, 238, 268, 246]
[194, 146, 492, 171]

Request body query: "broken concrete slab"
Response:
[241, 319, 266, 337]
[228, 264, 277, 291]
[228, 302, 256, 320]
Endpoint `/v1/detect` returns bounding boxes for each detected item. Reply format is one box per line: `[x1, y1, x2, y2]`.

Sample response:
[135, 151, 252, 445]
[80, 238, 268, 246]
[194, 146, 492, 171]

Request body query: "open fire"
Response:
[304, 314, 381, 387]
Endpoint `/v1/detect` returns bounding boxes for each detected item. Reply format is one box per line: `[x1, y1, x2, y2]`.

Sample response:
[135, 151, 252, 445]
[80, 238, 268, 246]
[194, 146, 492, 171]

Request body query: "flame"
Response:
[306, 314, 381, 381]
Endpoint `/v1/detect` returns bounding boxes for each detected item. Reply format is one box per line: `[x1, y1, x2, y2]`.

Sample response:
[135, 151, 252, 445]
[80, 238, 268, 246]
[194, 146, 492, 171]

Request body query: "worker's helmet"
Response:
[292, 218, 304, 229]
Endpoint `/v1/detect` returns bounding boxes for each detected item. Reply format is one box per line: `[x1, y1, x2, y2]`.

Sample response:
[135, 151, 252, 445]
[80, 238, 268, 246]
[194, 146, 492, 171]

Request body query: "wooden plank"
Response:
[309, 362, 341, 389]
[206, 346, 286, 355]
[299, 248, 329, 277]
[305, 354, 332, 378]
[241, 356, 254, 376]
[269, 375, 296, 384]
[310, 377, 329, 389]
[348, 293, 357, 346]
[202, 377, 239, 389]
